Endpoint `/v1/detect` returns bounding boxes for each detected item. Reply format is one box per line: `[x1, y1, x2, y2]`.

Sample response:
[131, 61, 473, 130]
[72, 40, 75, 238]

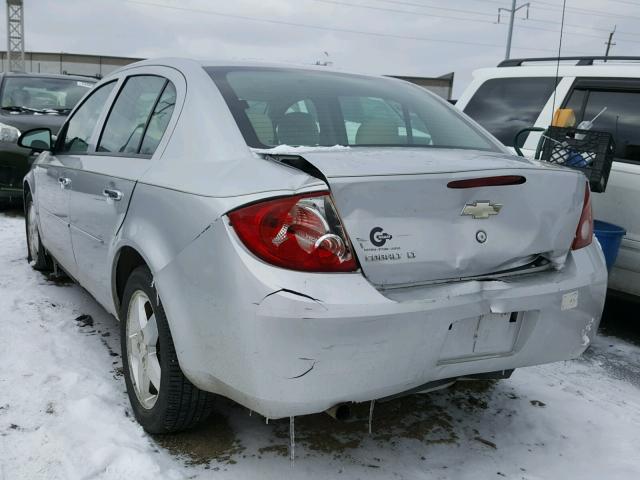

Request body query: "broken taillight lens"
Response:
[571, 183, 593, 251]
[228, 192, 358, 272]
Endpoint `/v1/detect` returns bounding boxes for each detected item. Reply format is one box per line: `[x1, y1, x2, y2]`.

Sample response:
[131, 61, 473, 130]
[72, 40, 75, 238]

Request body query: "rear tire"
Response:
[120, 266, 215, 433]
[25, 193, 52, 271]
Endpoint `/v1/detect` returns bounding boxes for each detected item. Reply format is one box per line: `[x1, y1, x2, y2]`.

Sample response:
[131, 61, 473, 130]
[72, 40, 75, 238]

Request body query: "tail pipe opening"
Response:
[325, 403, 352, 421]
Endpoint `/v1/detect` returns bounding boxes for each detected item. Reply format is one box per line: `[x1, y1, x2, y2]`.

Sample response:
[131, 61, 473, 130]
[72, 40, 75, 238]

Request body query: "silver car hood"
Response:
[267, 148, 585, 287]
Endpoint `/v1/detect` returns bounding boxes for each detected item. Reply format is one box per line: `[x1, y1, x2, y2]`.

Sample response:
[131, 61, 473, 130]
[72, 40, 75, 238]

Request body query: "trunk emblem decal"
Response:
[461, 201, 502, 219]
[369, 227, 393, 247]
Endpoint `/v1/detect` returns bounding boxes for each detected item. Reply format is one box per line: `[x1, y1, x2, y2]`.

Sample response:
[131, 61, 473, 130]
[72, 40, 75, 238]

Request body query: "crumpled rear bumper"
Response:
[155, 219, 607, 419]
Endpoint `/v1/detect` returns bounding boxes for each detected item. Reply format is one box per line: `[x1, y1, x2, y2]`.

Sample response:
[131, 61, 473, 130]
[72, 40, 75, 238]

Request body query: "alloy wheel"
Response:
[27, 202, 40, 261]
[126, 291, 161, 409]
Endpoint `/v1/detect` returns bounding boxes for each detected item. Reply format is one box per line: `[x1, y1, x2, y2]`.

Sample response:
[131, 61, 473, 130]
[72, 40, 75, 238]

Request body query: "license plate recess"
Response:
[438, 312, 522, 364]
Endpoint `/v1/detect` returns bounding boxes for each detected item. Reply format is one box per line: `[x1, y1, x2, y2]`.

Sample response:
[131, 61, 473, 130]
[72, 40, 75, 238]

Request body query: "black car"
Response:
[0, 72, 96, 205]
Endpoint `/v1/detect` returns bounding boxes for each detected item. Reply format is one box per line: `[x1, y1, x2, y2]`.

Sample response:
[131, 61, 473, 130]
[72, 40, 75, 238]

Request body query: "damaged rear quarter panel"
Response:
[111, 158, 325, 315]
[152, 212, 412, 401]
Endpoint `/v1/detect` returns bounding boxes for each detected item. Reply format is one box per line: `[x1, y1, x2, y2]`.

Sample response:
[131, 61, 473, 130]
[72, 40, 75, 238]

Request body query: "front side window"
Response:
[208, 67, 497, 152]
[463, 77, 559, 147]
[1, 76, 95, 113]
[565, 88, 640, 163]
[58, 81, 116, 154]
[98, 76, 167, 155]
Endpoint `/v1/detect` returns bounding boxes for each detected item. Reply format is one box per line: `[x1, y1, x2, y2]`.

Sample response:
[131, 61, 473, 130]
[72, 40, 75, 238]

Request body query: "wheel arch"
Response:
[23, 178, 33, 205]
[112, 244, 152, 318]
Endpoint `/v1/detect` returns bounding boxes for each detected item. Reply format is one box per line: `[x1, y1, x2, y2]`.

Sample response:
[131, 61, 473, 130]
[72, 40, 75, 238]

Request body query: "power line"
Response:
[460, 0, 515, 6]
[316, 0, 640, 44]
[391, 0, 640, 40]
[312, 0, 499, 26]
[366, 0, 496, 18]
[514, 19, 640, 44]
[469, 0, 640, 20]
[329, 0, 640, 41]
[123, 0, 593, 55]
[530, 0, 640, 21]
[463, 0, 640, 38]
[534, 0, 640, 8]
[606, 0, 640, 5]
[469, 0, 640, 11]
[522, 16, 638, 36]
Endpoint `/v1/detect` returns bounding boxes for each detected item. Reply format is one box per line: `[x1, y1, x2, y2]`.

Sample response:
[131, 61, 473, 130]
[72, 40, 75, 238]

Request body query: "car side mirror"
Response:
[18, 128, 53, 152]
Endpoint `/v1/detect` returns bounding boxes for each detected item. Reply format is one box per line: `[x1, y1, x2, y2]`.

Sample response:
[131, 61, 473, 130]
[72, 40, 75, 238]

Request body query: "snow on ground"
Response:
[1, 211, 639, 480]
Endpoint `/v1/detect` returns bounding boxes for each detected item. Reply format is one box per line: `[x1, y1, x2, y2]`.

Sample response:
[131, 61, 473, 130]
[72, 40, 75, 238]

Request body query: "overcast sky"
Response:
[5, 0, 640, 95]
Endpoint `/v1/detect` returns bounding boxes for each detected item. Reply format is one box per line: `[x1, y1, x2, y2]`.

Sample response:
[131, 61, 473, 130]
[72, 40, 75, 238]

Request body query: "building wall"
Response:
[389, 73, 455, 100]
[0, 51, 140, 78]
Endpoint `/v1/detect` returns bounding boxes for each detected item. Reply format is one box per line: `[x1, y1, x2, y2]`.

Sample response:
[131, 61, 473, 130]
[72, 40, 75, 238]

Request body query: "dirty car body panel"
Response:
[24, 58, 607, 421]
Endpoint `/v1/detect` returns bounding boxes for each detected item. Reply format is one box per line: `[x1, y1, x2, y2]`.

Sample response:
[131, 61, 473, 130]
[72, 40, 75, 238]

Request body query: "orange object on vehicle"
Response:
[552, 108, 576, 127]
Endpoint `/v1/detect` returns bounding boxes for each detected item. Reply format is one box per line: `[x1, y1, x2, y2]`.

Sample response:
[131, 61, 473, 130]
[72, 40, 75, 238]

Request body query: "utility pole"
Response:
[498, 0, 530, 60]
[6, 0, 25, 72]
[604, 25, 616, 61]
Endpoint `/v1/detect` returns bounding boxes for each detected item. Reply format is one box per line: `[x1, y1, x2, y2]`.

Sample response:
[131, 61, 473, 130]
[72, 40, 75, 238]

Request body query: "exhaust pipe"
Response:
[325, 403, 351, 421]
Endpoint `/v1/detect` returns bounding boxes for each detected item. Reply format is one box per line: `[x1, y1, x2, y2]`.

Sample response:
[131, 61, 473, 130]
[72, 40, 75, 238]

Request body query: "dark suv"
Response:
[0, 72, 96, 205]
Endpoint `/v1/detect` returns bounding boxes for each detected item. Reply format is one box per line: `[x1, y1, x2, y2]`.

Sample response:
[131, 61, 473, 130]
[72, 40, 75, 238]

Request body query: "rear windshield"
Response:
[207, 67, 498, 152]
[463, 77, 558, 147]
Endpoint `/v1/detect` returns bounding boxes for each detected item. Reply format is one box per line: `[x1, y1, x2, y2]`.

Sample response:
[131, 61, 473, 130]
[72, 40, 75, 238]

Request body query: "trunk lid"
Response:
[278, 148, 585, 286]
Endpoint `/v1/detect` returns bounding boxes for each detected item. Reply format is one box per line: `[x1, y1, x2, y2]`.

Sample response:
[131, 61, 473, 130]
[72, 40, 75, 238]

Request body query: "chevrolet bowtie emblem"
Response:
[461, 201, 502, 219]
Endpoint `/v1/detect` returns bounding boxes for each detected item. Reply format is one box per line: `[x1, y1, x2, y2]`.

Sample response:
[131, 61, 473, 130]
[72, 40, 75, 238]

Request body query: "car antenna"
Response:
[551, 0, 567, 126]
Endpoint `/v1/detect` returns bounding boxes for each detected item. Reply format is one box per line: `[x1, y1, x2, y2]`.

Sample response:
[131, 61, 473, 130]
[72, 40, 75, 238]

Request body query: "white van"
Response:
[456, 56, 640, 297]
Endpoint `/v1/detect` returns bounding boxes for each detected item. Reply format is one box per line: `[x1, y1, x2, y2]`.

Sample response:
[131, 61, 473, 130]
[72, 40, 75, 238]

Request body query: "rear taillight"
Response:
[228, 192, 357, 272]
[572, 183, 593, 250]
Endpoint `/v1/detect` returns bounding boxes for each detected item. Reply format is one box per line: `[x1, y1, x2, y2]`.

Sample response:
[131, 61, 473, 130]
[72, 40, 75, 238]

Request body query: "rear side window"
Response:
[140, 82, 177, 155]
[565, 88, 640, 163]
[463, 77, 558, 147]
[98, 75, 166, 155]
[58, 81, 116, 154]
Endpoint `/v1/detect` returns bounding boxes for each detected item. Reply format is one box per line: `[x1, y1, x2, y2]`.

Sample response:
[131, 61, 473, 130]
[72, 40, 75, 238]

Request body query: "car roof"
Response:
[472, 61, 640, 81]
[112, 57, 398, 82]
[0, 72, 98, 82]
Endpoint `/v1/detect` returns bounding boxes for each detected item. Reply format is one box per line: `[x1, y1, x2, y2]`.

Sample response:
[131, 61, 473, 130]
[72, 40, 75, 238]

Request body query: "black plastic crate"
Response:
[539, 126, 615, 193]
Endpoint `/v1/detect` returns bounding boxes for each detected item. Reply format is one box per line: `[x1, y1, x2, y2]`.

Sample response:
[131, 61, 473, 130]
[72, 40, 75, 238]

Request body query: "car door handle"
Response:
[103, 188, 123, 201]
[58, 177, 71, 189]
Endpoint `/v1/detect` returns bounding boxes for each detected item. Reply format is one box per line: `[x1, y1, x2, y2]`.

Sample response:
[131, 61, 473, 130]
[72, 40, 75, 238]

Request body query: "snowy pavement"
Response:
[1, 211, 639, 480]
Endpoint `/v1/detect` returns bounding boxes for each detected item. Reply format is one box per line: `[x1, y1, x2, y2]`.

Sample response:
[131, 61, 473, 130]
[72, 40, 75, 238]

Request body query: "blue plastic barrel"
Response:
[593, 220, 626, 271]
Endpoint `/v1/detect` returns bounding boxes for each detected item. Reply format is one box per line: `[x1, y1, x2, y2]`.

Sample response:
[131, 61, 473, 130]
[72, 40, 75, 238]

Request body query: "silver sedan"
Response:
[20, 58, 607, 433]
